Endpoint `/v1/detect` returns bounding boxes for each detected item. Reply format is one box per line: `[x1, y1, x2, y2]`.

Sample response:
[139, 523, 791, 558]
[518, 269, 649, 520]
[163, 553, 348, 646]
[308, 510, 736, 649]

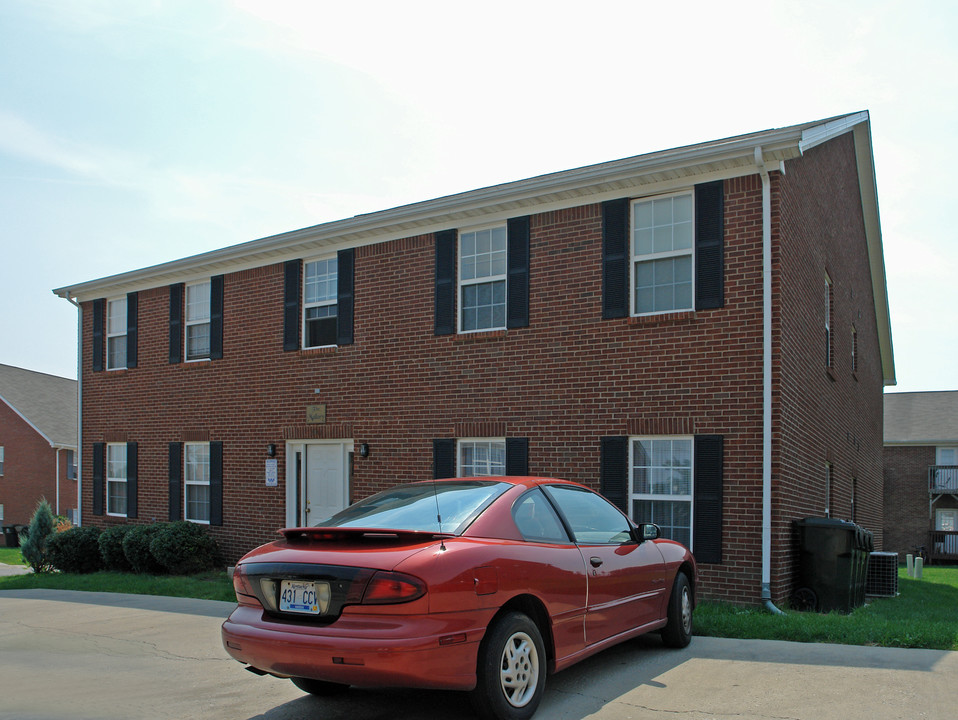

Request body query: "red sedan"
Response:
[222, 477, 695, 720]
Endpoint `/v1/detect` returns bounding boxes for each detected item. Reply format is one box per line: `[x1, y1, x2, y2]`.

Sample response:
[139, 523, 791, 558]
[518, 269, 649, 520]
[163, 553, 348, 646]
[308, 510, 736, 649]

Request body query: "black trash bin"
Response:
[2, 525, 20, 548]
[794, 517, 867, 613]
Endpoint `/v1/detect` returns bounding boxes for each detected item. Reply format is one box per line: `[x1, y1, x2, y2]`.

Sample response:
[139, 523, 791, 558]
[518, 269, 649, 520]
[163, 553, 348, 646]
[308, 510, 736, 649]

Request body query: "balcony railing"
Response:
[929, 465, 958, 493]
[929, 530, 958, 562]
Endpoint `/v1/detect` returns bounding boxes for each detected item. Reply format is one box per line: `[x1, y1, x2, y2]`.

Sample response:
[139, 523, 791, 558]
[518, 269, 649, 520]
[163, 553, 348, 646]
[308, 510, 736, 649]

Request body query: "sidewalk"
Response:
[0, 562, 32, 576]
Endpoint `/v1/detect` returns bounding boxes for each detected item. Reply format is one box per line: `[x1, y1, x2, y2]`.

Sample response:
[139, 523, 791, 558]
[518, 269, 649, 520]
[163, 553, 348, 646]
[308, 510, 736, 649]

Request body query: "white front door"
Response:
[286, 441, 349, 527]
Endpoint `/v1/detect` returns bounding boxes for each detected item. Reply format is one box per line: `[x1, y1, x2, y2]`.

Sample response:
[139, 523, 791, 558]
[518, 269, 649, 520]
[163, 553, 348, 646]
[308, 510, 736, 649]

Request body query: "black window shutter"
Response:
[169, 284, 183, 364]
[210, 441, 224, 526]
[434, 230, 457, 335]
[506, 216, 531, 329]
[126, 292, 138, 369]
[92, 442, 105, 516]
[599, 436, 629, 513]
[505, 438, 529, 476]
[168, 442, 182, 521]
[210, 275, 224, 360]
[337, 248, 355, 346]
[693, 434, 724, 563]
[283, 260, 301, 351]
[92, 298, 105, 372]
[126, 442, 138, 519]
[601, 199, 630, 319]
[433, 439, 456, 479]
[695, 180, 725, 310]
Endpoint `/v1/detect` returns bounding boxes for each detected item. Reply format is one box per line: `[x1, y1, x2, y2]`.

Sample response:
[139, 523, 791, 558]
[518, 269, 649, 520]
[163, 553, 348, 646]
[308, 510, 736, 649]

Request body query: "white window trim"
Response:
[106, 443, 127, 517]
[302, 255, 338, 349]
[106, 296, 127, 371]
[0, 445, 4, 476]
[184, 442, 211, 525]
[185, 281, 212, 363]
[458, 223, 508, 334]
[825, 274, 834, 369]
[631, 190, 695, 317]
[628, 435, 694, 547]
[457, 437, 506, 477]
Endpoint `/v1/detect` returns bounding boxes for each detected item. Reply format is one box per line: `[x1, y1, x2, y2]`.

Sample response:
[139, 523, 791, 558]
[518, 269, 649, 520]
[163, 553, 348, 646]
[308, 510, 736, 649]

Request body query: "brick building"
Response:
[54, 111, 894, 604]
[0, 364, 78, 527]
[883, 391, 958, 562]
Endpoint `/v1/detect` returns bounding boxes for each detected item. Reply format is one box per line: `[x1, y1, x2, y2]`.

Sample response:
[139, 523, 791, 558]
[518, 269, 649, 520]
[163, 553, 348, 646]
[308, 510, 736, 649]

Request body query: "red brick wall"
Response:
[0, 402, 76, 525]
[774, 132, 886, 598]
[77, 134, 885, 605]
[883, 445, 942, 555]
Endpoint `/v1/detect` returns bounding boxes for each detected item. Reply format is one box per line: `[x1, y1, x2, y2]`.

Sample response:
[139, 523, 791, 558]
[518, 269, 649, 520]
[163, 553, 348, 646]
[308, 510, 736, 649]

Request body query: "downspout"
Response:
[755, 147, 785, 615]
[55, 448, 60, 516]
[65, 292, 82, 527]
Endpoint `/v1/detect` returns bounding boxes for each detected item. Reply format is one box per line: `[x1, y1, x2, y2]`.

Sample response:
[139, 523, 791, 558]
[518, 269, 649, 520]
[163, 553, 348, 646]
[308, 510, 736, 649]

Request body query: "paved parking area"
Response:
[1, 588, 955, 720]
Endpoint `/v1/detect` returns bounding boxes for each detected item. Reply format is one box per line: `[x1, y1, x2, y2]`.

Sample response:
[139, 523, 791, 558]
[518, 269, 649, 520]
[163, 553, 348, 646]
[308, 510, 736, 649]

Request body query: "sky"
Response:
[1, 0, 956, 394]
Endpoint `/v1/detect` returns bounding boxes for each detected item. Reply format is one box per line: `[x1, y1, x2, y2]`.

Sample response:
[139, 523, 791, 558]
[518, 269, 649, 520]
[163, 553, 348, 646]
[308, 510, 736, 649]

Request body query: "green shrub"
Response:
[98, 525, 134, 572]
[122, 524, 166, 574]
[47, 526, 103, 574]
[19, 499, 56, 573]
[150, 521, 220, 575]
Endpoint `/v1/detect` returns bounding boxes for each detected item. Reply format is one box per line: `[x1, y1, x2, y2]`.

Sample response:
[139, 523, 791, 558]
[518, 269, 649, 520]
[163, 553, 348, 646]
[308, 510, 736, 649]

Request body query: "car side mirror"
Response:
[636, 523, 660, 542]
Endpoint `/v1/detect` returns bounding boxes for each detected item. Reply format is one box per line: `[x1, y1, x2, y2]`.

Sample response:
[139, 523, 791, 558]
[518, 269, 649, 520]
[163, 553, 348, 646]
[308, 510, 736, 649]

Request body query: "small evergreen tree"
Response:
[19, 498, 56, 573]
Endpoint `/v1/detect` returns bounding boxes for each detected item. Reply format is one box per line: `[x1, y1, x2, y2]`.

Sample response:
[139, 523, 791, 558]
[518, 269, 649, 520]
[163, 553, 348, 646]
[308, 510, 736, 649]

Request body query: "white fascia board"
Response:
[55, 116, 864, 303]
[850, 120, 896, 386]
[799, 111, 870, 154]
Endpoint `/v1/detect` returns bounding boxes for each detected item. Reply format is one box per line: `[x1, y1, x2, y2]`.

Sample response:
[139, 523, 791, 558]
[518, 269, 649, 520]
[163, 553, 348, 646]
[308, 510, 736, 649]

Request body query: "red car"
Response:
[222, 477, 695, 720]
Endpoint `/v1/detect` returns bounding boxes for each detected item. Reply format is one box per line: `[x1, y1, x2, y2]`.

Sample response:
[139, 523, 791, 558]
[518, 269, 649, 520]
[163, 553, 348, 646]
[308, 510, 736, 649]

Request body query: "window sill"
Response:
[299, 345, 338, 356]
[628, 310, 695, 326]
[454, 329, 507, 342]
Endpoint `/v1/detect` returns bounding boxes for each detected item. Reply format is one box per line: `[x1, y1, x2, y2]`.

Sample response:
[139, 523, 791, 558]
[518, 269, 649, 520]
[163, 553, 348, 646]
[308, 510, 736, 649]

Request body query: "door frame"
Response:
[284, 440, 352, 527]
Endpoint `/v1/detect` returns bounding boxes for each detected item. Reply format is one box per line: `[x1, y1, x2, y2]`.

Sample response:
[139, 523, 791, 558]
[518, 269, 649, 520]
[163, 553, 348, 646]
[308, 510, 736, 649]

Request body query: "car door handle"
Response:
[590, 557, 603, 568]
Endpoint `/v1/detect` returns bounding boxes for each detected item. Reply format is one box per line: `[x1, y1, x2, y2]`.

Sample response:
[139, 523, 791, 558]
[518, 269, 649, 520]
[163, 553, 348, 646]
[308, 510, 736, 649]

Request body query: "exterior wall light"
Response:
[267, 444, 276, 458]
[359, 443, 370, 458]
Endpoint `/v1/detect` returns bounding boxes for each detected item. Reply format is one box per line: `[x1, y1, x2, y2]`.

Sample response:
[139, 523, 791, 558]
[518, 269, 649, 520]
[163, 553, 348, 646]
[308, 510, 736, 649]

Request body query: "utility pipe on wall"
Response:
[755, 146, 785, 615]
[65, 292, 82, 527]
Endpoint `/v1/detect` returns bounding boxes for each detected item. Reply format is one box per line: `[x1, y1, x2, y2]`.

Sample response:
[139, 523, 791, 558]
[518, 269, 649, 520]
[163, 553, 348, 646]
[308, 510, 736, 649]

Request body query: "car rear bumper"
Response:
[221, 604, 490, 691]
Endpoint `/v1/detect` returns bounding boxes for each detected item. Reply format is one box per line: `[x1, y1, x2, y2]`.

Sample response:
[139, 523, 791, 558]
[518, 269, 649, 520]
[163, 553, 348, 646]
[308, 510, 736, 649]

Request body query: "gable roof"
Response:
[52, 111, 894, 384]
[884, 391, 958, 445]
[0, 364, 77, 449]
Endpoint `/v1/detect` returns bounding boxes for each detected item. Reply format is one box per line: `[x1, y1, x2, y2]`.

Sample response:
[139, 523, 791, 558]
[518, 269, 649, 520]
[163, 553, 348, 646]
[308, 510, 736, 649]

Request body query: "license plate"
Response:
[279, 580, 330, 615]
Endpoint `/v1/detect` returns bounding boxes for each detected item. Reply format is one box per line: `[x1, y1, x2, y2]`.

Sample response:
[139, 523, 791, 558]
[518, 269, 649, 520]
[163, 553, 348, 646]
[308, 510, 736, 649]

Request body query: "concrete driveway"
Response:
[0, 588, 955, 720]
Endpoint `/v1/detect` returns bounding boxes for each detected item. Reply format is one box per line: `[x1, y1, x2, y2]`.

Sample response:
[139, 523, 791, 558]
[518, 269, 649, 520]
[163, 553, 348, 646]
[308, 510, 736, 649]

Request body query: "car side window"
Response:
[512, 490, 570, 544]
[544, 485, 634, 545]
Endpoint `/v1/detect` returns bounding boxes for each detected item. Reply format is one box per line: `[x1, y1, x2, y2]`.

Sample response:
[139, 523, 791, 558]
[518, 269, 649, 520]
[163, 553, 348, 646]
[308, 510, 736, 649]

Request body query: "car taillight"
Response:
[232, 564, 260, 606]
[361, 571, 425, 605]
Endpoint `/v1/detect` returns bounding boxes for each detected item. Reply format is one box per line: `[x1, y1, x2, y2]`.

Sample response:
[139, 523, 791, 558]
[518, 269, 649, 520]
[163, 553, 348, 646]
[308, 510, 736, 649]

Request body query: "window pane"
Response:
[186, 323, 211, 360]
[186, 483, 210, 522]
[108, 336, 127, 370]
[305, 258, 338, 304]
[107, 480, 127, 516]
[107, 299, 127, 335]
[460, 441, 506, 476]
[461, 280, 505, 331]
[633, 499, 690, 546]
[185, 444, 210, 483]
[186, 283, 211, 322]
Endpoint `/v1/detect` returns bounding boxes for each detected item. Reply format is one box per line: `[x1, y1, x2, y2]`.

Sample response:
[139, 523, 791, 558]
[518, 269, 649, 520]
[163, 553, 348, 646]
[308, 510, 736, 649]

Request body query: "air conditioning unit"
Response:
[865, 551, 899, 597]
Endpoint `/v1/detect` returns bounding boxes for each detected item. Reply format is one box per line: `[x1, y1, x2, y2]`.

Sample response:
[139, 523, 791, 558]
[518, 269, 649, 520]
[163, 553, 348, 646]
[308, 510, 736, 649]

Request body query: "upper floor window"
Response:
[106, 443, 128, 516]
[825, 275, 834, 369]
[631, 437, 693, 547]
[186, 281, 212, 361]
[459, 438, 506, 477]
[106, 297, 128, 370]
[185, 442, 211, 523]
[851, 325, 858, 375]
[303, 257, 338, 348]
[632, 192, 694, 315]
[459, 226, 507, 332]
[67, 449, 76, 479]
[0, 446, 4, 475]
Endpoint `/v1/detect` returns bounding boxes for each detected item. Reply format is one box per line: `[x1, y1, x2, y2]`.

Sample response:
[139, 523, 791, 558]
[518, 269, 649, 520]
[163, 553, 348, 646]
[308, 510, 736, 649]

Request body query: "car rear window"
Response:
[315, 480, 509, 534]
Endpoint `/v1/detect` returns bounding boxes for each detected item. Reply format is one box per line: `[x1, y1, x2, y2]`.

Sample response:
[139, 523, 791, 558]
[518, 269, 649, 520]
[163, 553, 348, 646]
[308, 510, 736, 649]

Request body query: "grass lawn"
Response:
[694, 566, 958, 651]
[0, 547, 27, 565]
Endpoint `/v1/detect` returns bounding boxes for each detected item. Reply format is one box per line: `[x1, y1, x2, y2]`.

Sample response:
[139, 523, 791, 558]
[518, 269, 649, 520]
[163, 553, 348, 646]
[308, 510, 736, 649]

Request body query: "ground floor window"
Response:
[185, 443, 211, 523]
[106, 443, 127, 516]
[459, 439, 506, 477]
[630, 437, 692, 547]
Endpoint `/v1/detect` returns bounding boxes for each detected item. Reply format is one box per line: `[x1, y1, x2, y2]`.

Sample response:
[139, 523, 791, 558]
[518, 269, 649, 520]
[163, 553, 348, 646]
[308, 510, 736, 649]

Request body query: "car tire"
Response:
[661, 571, 693, 648]
[290, 676, 349, 696]
[470, 611, 546, 720]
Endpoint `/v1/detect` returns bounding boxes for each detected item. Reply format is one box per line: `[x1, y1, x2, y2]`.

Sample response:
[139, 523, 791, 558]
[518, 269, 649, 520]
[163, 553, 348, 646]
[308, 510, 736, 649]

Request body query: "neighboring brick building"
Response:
[54, 111, 894, 604]
[884, 391, 958, 562]
[0, 364, 78, 527]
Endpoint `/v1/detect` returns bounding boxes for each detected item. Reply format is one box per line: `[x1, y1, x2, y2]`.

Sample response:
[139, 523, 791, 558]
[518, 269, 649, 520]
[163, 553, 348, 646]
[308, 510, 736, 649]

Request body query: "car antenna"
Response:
[433, 478, 446, 551]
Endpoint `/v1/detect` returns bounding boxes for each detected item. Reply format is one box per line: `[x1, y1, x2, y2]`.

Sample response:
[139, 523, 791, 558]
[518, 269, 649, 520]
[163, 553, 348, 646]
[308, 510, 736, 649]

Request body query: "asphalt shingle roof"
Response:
[884, 391, 958, 445]
[0, 364, 77, 448]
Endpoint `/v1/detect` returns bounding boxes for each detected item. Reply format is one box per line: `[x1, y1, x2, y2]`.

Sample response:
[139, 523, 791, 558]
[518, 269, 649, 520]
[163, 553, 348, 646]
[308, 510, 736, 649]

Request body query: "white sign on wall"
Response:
[265, 459, 278, 487]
